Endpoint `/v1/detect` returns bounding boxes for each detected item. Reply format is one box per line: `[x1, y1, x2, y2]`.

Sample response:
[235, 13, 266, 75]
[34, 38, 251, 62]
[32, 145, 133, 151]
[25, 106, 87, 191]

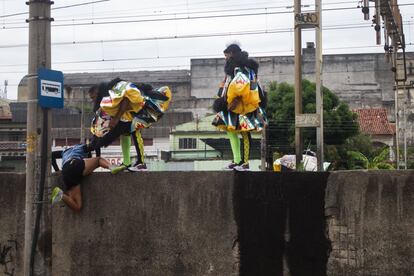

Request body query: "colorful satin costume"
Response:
[212, 66, 267, 166]
[91, 80, 171, 167]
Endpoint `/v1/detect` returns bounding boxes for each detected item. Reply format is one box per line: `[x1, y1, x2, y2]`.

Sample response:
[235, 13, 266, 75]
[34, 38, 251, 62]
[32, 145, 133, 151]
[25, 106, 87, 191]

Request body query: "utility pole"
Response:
[260, 125, 267, 171]
[403, 83, 407, 169]
[294, 0, 303, 169]
[395, 78, 400, 168]
[24, 0, 53, 275]
[80, 88, 85, 142]
[315, 0, 324, 171]
[294, 0, 324, 170]
[366, 0, 407, 168]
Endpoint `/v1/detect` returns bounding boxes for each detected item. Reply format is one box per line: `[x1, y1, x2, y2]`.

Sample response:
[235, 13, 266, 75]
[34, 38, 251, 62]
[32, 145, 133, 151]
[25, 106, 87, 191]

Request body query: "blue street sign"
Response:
[38, 68, 64, 108]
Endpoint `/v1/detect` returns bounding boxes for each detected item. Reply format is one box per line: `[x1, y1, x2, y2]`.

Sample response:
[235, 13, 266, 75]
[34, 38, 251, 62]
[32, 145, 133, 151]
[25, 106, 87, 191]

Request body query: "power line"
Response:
[2, 3, 414, 29]
[36, 1, 360, 23]
[0, 0, 110, 18]
[0, 45, 406, 70]
[0, 44, 396, 69]
[0, 0, 343, 20]
[0, 65, 399, 78]
[5, 21, 414, 49]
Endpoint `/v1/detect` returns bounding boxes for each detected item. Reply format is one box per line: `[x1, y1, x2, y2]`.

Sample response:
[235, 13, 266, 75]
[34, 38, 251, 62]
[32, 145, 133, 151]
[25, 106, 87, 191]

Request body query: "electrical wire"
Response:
[2, 3, 414, 29]
[38, 1, 359, 23]
[0, 66, 397, 76]
[0, 0, 110, 18]
[4, 21, 414, 49]
[0, 43, 408, 68]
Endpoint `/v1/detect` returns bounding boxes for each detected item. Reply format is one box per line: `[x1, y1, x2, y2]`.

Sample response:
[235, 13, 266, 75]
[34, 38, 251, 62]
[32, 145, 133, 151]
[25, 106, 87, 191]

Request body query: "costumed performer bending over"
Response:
[88, 77, 171, 172]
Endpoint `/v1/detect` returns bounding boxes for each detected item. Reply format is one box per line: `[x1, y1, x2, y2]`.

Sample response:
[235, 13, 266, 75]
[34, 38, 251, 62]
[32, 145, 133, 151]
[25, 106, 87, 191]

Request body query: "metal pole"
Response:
[261, 125, 267, 171]
[403, 83, 407, 169]
[80, 88, 85, 142]
[395, 78, 400, 169]
[375, 0, 381, 45]
[24, 1, 52, 275]
[363, 0, 370, 20]
[315, 0, 324, 171]
[294, 0, 303, 169]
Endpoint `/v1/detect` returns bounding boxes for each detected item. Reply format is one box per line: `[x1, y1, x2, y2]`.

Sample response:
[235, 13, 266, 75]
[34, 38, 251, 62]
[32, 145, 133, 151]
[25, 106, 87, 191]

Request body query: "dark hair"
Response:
[224, 50, 254, 77]
[90, 77, 122, 112]
[223, 43, 242, 55]
[90, 82, 109, 112]
[88, 85, 98, 94]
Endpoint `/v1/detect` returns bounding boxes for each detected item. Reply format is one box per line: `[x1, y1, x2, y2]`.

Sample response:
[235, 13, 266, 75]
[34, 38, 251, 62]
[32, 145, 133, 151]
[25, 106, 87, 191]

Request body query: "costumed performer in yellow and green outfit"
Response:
[88, 77, 171, 172]
[212, 44, 267, 171]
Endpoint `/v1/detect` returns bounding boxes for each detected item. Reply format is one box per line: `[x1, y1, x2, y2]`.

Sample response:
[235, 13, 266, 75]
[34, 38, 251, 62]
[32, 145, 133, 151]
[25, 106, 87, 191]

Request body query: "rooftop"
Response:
[354, 108, 395, 135]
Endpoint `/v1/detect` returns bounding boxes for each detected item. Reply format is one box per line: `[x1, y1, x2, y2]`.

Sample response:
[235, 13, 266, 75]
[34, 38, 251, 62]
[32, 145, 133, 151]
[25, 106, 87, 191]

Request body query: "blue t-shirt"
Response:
[62, 144, 88, 166]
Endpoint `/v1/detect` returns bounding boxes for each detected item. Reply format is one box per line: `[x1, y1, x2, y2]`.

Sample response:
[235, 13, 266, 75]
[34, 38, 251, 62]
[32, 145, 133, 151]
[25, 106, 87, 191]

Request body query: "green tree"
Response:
[347, 147, 394, 169]
[266, 79, 359, 154]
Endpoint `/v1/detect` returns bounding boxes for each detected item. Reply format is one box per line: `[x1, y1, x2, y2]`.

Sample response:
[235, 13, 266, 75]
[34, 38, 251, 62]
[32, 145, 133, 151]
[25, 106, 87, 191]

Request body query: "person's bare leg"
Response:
[82, 157, 111, 175]
[98, 157, 111, 169]
[62, 185, 82, 212]
[62, 157, 112, 212]
[82, 157, 99, 175]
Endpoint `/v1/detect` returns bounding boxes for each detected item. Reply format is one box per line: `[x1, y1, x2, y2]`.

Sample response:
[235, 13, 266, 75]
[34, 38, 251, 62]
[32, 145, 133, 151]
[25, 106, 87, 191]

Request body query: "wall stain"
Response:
[0, 239, 18, 276]
[233, 172, 330, 276]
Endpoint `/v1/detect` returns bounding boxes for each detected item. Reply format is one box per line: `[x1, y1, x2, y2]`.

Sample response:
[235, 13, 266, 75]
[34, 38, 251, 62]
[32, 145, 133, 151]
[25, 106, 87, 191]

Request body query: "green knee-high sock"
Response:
[241, 132, 250, 164]
[120, 134, 131, 166]
[227, 131, 241, 164]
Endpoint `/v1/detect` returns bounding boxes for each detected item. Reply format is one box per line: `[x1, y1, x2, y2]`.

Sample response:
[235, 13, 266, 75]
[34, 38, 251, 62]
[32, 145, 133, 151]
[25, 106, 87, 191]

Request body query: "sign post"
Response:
[294, 0, 324, 171]
[38, 68, 64, 109]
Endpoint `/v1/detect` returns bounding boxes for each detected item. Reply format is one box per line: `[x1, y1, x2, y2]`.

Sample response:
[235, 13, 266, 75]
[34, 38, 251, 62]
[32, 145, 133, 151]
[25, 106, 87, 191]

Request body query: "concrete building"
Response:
[191, 46, 414, 111]
[190, 45, 414, 147]
[0, 99, 25, 171]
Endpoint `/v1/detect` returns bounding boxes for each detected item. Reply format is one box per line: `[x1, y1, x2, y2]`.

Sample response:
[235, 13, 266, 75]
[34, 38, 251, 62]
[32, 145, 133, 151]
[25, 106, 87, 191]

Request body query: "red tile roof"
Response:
[354, 108, 395, 135]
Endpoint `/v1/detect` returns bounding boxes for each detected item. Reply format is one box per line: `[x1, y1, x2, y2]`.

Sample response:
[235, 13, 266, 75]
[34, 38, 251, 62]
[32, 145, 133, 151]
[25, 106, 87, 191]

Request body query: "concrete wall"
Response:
[52, 172, 238, 276]
[51, 171, 331, 276]
[0, 173, 25, 276]
[1, 171, 414, 275]
[325, 171, 414, 276]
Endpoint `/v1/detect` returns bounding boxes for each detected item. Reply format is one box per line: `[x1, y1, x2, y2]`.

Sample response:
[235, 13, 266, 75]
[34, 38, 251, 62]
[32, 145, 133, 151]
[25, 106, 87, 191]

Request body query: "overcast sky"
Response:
[1, 0, 414, 100]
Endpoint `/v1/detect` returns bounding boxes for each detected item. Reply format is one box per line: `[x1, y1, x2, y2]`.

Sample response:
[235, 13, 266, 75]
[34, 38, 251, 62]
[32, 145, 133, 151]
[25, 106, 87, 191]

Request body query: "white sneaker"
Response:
[224, 162, 238, 170]
[128, 163, 148, 172]
[234, 163, 250, 171]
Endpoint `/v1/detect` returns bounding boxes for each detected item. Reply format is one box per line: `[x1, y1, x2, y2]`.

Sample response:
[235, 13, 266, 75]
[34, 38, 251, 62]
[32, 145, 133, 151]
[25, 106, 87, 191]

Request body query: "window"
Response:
[178, 138, 197, 149]
[55, 138, 81, 147]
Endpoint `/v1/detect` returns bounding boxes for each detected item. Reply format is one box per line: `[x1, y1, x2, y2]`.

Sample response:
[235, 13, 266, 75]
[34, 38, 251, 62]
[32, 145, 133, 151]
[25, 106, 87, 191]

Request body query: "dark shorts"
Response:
[62, 158, 85, 191]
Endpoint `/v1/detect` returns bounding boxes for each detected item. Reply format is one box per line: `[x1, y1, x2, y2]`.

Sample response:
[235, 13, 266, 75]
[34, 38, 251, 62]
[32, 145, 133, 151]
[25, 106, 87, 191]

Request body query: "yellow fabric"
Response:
[216, 125, 252, 133]
[158, 86, 172, 112]
[135, 131, 145, 164]
[100, 81, 145, 122]
[241, 132, 250, 163]
[226, 72, 260, 115]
